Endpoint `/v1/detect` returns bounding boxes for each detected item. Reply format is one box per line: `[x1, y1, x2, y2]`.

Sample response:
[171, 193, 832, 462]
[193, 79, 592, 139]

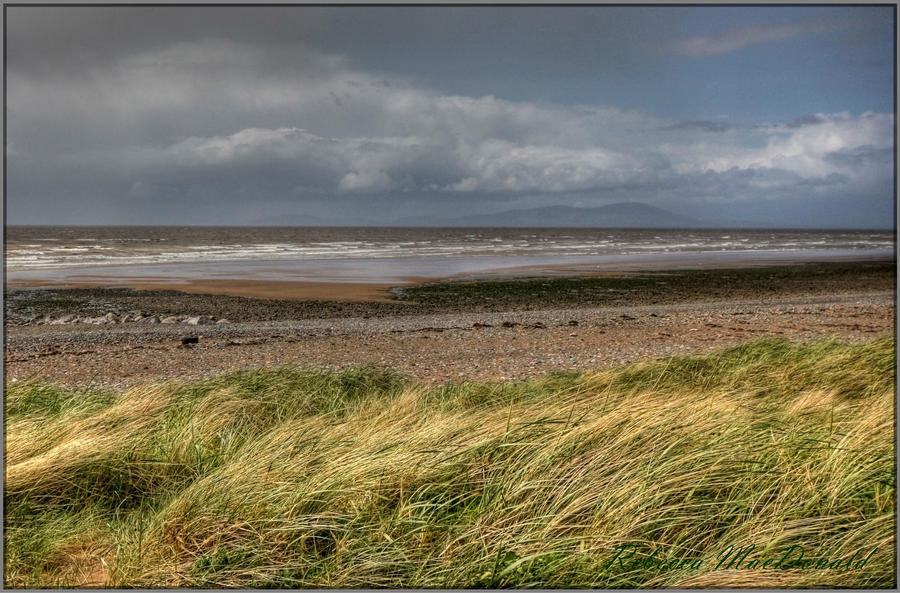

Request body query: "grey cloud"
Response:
[790, 114, 828, 127]
[6, 6, 678, 79]
[8, 31, 892, 218]
[9, 36, 671, 197]
[824, 146, 893, 169]
[659, 120, 732, 133]
[5, 7, 893, 226]
[752, 114, 829, 132]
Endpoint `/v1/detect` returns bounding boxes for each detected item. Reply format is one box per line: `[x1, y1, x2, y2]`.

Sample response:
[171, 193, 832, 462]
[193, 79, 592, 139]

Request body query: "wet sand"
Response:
[6, 248, 893, 300]
[8, 278, 405, 302]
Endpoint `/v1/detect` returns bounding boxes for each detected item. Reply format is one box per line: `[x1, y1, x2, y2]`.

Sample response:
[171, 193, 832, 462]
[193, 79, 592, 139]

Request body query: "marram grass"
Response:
[4, 336, 896, 588]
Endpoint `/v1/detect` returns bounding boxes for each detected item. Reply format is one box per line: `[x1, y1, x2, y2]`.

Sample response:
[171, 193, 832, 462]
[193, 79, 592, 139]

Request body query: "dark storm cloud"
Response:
[5, 6, 894, 227]
[6, 6, 675, 74]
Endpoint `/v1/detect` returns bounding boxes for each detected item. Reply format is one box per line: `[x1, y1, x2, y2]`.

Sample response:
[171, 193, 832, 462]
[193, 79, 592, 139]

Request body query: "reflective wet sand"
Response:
[6, 248, 894, 300]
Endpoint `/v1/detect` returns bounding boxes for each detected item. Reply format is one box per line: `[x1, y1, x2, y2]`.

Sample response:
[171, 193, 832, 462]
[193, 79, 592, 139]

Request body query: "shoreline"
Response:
[6, 277, 407, 303]
[6, 249, 894, 301]
[5, 261, 895, 389]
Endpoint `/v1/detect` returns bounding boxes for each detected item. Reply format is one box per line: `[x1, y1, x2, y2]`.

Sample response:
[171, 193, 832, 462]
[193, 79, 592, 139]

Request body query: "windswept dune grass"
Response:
[4, 336, 896, 588]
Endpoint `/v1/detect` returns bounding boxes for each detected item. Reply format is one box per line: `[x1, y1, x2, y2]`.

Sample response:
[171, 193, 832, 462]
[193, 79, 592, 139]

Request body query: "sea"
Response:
[4, 227, 895, 286]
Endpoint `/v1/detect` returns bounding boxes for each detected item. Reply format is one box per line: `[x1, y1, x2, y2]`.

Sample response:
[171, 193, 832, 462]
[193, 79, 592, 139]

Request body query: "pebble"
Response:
[4, 289, 893, 390]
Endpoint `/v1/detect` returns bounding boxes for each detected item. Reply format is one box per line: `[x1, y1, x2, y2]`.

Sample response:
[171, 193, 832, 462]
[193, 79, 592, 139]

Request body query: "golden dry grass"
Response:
[4, 336, 895, 588]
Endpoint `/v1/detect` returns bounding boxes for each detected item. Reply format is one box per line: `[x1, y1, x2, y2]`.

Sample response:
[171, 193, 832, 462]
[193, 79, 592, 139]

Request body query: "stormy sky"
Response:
[6, 5, 895, 227]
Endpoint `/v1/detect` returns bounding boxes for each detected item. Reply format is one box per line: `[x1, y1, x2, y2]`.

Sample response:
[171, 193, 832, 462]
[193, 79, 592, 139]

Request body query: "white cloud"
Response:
[672, 18, 842, 58]
[129, 107, 890, 197]
[446, 141, 650, 193]
[661, 111, 893, 183]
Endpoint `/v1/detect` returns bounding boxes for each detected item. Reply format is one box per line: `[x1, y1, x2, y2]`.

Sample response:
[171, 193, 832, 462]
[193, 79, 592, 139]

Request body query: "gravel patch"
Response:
[6, 290, 894, 390]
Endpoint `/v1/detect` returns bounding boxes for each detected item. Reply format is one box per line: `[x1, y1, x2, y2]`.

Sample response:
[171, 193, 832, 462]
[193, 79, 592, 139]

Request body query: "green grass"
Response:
[396, 261, 896, 310]
[4, 336, 896, 588]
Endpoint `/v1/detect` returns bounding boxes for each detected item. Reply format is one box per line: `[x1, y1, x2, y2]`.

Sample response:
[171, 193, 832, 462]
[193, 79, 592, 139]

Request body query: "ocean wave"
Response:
[5, 230, 894, 271]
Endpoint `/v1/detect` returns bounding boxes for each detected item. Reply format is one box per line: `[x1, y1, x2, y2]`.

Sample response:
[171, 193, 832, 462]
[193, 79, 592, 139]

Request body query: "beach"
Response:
[5, 230, 896, 588]
[5, 248, 896, 589]
[5, 260, 896, 588]
[5, 260, 895, 388]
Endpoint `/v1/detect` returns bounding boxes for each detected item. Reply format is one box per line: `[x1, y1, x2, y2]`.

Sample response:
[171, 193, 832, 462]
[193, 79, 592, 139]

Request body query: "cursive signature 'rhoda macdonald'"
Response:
[605, 543, 879, 572]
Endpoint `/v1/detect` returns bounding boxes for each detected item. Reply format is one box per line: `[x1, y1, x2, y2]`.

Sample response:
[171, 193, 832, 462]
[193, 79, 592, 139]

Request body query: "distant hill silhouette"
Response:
[396, 202, 703, 228]
[253, 213, 328, 226]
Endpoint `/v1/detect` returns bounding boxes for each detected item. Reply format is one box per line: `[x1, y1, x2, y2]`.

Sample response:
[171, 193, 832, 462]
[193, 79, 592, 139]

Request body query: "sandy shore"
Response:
[5, 259, 895, 389]
[8, 277, 405, 302]
[6, 248, 893, 300]
[6, 293, 894, 389]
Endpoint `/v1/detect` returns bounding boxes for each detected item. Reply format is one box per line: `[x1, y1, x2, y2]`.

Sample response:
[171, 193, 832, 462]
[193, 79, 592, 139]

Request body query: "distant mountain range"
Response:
[254, 201, 888, 229]
[395, 202, 704, 228]
[254, 213, 328, 226]
[254, 213, 383, 226]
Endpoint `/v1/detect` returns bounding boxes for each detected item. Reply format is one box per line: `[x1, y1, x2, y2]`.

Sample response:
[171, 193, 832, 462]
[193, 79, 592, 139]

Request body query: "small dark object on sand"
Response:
[181, 336, 199, 345]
